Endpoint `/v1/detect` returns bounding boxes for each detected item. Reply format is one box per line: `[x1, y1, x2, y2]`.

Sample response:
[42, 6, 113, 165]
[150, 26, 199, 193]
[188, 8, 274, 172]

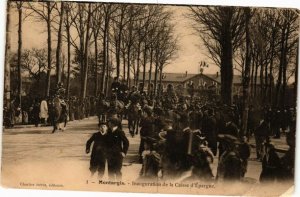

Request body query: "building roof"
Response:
[138, 72, 244, 84]
[196, 74, 243, 85]
[138, 72, 197, 83]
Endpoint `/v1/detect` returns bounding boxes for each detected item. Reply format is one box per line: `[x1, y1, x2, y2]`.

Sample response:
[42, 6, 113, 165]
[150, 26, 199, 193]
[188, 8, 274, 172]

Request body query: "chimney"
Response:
[185, 71, 188, 77]
[216, 72, 219, 77]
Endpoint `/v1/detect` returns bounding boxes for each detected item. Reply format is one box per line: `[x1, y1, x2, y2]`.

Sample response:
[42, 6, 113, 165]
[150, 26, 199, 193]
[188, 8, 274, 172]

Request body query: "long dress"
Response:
[40, 100, 49, 120]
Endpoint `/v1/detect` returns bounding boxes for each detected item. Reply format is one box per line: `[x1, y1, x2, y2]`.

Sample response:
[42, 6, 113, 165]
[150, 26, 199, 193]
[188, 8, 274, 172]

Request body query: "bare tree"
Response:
[55, 2, 65, 84]
[27, 2, 57, 96]
[111, 4, 129, 80]
[63, 2, 76, 99]
[4, 1, 11, 108]
[90, 3, 103, 96]
[188, 6, 246, 105]
[241, 7, 253, 136]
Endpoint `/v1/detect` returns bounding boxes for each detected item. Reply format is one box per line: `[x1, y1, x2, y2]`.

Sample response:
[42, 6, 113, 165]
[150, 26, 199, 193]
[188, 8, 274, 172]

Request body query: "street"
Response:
[1, 117, 293, 195]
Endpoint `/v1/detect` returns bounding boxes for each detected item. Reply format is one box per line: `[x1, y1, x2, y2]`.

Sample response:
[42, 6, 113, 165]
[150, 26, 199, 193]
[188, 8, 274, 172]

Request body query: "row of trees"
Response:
[188, 6, 299, 134]
[189, 7, 299, 107]
[5, 1, 178, 107]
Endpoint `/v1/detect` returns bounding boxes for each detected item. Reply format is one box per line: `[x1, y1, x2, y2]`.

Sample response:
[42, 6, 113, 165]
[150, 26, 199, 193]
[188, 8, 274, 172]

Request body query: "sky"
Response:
[8, 3, 219, 76]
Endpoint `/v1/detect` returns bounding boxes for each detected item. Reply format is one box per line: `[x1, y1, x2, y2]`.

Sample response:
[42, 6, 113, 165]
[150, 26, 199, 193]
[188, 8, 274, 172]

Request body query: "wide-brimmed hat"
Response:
[218, 134, 241, 144]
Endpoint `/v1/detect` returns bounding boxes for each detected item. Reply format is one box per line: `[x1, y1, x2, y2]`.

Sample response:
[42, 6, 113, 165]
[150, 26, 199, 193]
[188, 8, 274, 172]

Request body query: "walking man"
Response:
[86, 123, 109, 178]
[107, 117, 129, 180]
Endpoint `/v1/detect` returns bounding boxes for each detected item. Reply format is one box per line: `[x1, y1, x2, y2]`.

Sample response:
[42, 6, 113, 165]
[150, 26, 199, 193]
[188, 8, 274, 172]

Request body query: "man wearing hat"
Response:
[254, 118, 270, 160]
[201, 108, 218, 155]
[217, 134, 242, 182]
[259, 137, 282, 182]
[107, 117, 129, 180]
[139, 106, 155, 163]
[111, 77, 121, 95]
[187, 136, 214, 181]
[86, 122, 109, 178]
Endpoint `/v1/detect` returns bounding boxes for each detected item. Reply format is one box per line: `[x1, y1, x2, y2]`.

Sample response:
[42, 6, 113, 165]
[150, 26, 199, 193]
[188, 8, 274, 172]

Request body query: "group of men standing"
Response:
[84, 78, 295, 183]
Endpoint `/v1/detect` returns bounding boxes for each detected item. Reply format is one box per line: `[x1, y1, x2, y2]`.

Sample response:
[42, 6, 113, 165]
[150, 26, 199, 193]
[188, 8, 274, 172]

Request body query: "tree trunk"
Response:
[220, 29, 233, 105]
[81, 3, 91, 100]
[127, 49, 131, 87]
[250, 51, 255, 98]
[94, 33, 98, 96]
[147, 48, 153, 95]
[66, 8, 71, 99]
[122, 51, 126, 81]
[105, 31, 110, 96]
[264, 59, 268, 102]
[17, 4, 22, 106]
[55, 2, 64, 85]
[254, 54, 259, 97]
[45, 2, 52, 97]
[135, 42, 141, 86]
[241, 7, 251, 136]
[4, 1, 11, 108]
[153, 51, 159, 97]
[101, 18, 108, 94]
[78, 5, 85, 99]
[259, 56, 264, 99]
[269, 29, 275, 104]
[275, 25, 286, 107]
[294, 39, 299, 106]
[142, 44, 148, 90]
[281, 21, 290, 108]
[159, 63, 163, 97]
[116, 13, 124, 79]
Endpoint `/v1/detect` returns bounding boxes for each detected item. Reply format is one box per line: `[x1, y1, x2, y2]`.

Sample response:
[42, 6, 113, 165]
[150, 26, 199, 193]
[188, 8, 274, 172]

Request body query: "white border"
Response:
[0, 1, 299, 197]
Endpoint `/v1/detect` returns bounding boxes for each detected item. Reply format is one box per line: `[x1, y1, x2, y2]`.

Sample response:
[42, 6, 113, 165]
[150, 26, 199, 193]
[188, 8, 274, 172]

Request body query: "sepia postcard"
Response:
[1, 0, 299, 196]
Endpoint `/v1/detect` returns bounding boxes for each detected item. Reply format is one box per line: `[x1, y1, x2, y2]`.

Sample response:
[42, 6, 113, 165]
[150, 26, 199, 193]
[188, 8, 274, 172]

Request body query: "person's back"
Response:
[225, 121, 239, 137]
[260, 144, 281, 182]
[223, 150, 242, 181]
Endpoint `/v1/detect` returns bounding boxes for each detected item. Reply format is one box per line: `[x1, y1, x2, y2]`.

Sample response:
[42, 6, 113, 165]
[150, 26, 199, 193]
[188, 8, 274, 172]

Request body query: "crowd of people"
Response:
[86, 79, 296, 183]
[3, 83, 98, 128]
[2, 78, 296, 183]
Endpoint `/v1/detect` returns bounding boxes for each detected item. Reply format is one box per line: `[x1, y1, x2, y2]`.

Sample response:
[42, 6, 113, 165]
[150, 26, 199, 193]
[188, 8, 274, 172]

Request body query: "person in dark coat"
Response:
[201, 108, 218, 155]
[107, 117, 129, 180]
[139, 107, 155, 162]
[184, 137, 214, 182]
[119, 81, 129, 103]
[188, 105, 203, 130]
[280, 109, 289, 133]
[32, 98, 41, 127]
[272, 109, 281, 138]
[111, 77, 121, 95]
[259, 139, 282, 183]
[254, 119, 270, 160]
[278, 131, 295, 181]
[217, 135, 242, 182]
[139, 137, 160, 179]
[86, 123, 109, 178]
[224, 120, 239, 137]
[247, 105, 255, 139]
[218, 120, 239, 158]
[238, 136, 251, 177]
[153, 107, 167, 135]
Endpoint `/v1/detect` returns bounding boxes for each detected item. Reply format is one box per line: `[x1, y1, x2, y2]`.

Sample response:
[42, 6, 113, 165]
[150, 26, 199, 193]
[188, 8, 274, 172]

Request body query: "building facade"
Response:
[138, 72, 244, 96]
